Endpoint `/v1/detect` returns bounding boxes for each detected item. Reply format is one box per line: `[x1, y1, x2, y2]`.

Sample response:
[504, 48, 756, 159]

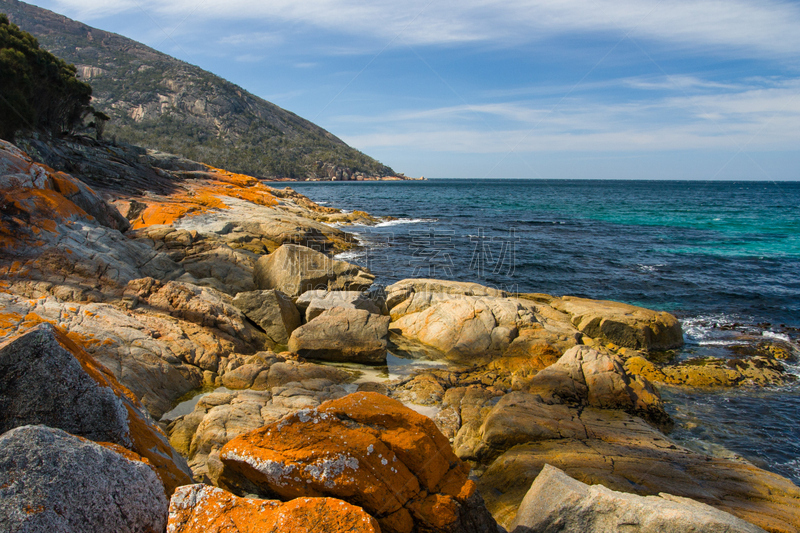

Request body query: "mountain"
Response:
[2, 0, 396, 180]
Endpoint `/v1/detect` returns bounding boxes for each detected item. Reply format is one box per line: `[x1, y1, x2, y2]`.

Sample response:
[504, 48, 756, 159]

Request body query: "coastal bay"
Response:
[1, 137, 798, 531]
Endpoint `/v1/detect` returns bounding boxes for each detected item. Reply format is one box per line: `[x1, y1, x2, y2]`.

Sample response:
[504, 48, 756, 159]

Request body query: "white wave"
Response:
[334, 250, 366, 262]
[696, 340, 746, 346]
[376, 218, 437, 227]
[681, 313, 740, 342]
[637, 264, 665, 273]
[762, 331, 792, 343]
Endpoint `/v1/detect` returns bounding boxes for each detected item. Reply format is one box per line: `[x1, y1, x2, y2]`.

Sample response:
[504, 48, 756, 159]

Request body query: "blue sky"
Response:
[26, 0, 800, 179]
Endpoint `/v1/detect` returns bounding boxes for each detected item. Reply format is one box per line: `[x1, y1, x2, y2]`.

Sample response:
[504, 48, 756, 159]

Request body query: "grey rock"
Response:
[0, 425, 168, 533]
[0, 323, 131, 446]
[253, 244, 374, 297]
[288, 307, 390, 364]
[511, 464, 766, 533]
[296, 289, 383, 321]
[232, 289, 301, 346]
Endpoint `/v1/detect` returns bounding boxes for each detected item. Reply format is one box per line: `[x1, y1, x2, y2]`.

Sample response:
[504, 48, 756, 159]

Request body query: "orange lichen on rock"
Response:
[48, 172, 83, 197]
[219, 392, 495, 533]
[0, 189, 90, 249]
[46, 328, 194, 495]
[132, 200, 204, 229]
[168, 484, 381, 533]
[0, 311, 23, 336]
[117, 164, 277, 229]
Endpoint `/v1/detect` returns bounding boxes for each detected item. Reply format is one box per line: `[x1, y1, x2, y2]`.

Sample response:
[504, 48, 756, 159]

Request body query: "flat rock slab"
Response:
[0, 425, 168, 533]
[511, 464, 766, 533]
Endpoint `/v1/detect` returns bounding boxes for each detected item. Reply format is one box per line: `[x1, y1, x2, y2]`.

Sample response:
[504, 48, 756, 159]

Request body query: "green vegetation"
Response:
[0, 13, 92, 140]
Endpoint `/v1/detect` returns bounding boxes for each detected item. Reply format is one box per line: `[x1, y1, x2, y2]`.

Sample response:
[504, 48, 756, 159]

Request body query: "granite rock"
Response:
[0, 425, 168, 533]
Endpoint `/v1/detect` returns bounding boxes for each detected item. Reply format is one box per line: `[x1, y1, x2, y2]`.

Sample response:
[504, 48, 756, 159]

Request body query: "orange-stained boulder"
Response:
[168, 484, 381, 533]
[219, 392, 497, 533]
[0, 323, 193, 494]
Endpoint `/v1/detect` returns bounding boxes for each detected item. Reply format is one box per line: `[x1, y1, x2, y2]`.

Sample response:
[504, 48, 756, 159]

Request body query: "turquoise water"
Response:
[289, 178, 800, 485]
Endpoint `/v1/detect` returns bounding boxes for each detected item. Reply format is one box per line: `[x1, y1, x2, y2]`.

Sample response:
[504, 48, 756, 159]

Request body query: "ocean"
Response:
[288, 179, 800, 485]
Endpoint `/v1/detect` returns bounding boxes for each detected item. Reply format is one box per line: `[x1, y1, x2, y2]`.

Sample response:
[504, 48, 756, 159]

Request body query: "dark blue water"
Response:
[288, 179, 800, 485]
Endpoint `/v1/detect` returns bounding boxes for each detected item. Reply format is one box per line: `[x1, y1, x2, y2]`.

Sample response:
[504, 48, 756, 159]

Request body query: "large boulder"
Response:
[288, 307, 390, 364]
[385, 279, 580, 365]
[389, 295, 539, 364]
[510, 464, 766, 533]
[253, 244, 374, 297]
[0, 425, 168, 533]
[0, 324, 193, 494]
[232, 289, 301, 346]
[549, 296, 683, 351]
[219, 392, 498, 533]
[167, 484, 380, 533]
[296, 289, 384, 321]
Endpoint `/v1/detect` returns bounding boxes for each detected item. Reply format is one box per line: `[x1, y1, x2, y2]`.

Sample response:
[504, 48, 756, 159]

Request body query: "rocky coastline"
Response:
[1, 135, 798, 532]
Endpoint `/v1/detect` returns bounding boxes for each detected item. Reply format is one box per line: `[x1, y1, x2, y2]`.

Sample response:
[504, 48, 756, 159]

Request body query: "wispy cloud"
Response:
[50, 0, 800, 58]
[337, 77, 800, 153]
[219, 32, 282, 46]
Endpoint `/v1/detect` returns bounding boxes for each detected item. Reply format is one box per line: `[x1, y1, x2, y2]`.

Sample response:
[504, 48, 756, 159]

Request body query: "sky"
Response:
[24, 0, 800, 179]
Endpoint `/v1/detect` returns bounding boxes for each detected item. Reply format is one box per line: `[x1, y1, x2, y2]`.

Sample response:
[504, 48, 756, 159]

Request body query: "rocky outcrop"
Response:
[296, 289, 384, 321]
[126, 278, 268, 352]
[0, 425, 168, 533]
[0, 324, 193, 494]
[470, 394, 800, 533]
[288, 307, 390, 363]
[167, 484, 381, 533]
[232, 289, 301, 346]
[511, 464, 766, 533]
[385, 280, 683, 365]
[219, 392, 498, 533]
[523, 346, 671, 430]
[549, 296, 683, 351]
[254, 244, 375, 297]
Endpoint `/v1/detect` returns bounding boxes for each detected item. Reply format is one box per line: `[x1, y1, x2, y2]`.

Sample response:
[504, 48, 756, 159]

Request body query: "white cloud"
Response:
[219, 32, 282, 46]
[48, 0, 800, 57]
[336, 77, 800, 153]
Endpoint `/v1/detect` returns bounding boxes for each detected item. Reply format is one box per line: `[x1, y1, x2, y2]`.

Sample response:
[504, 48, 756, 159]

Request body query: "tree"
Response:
[0, 13, 94, 140]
